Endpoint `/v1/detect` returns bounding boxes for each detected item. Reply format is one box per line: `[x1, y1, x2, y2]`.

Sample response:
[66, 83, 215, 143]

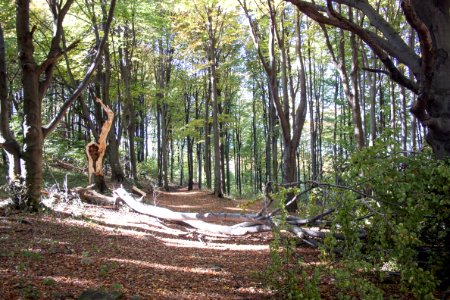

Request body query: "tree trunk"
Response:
[195, 89, 202, 190]
[204, 86, 212, 190]
[16, 0, 43, 209]
[210, 61, 223, 198]
[185, 92, 194, 190]
[411, 1, 450, 159]
[119, 42, 138, 181]
[99, 28, 124, 183]
[161, 103, 169, 191]
[0, 25, 21, 182]
[86, 99, 114, 192]
[8, 0, 115, 210]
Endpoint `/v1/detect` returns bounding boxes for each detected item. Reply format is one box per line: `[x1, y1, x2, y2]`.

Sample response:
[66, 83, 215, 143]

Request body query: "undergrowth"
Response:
[264, 139, 449, 299]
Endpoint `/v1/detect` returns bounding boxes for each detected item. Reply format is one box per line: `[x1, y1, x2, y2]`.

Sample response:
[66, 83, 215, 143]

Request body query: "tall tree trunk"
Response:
[252, 87, 259, 193]
[185, 92, 194, 190]
[153, 36, 173, 191]
[210, 57, 223, 197]
[321, 18, 365, 150]
[101, 30, 124, 183]
[308, 45, 317, 181]
[195, 89, 202, 189]
[156, 104, 163, 187]
[16, 0, 44, 209]
[240, 1, 307, 210]
[119, 42, 137, 181]
[0, 25, 21, 182]
[204, 87, 212, 190]
[161, 103, 169, 191]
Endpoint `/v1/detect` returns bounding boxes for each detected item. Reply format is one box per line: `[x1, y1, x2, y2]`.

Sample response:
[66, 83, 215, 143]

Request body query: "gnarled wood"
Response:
[74, 185, 115, 206]
[86, 98, 114, 192]
[111, 187, 343, 245]
[113, 188, 271, 236]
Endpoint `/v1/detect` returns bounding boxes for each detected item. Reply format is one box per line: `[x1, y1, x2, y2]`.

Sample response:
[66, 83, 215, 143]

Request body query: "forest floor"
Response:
[0, 184, 326, 300]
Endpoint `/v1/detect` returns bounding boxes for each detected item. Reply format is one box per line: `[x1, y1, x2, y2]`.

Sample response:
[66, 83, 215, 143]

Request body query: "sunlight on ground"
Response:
[164, 191, 204, 196]
[223, 206, 248, 212]
[167, 204, 203, 209]
[44, 275, 94, 287]
[156, 236, 269, 251]
[108, 258, 229, 275]
[0, 199, 11, 208]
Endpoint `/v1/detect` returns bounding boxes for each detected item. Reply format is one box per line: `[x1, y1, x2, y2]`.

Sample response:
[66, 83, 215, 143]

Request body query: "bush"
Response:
[266, 139, 449, 299]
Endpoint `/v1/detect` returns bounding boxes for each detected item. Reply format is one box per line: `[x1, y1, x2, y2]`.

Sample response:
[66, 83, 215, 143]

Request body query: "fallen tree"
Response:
[108, 187, 344, 245]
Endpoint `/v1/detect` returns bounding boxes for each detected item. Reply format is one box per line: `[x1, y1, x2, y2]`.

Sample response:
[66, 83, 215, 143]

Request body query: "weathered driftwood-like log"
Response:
[111, 187, 343, 244]
[113, 188, 272, 236]
[74, 186, 115, 206]
[86, 98, 114, 192]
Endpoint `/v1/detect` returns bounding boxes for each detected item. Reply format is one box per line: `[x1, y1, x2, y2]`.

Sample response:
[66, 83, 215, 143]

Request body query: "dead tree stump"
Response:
[86, 98, 114, 192]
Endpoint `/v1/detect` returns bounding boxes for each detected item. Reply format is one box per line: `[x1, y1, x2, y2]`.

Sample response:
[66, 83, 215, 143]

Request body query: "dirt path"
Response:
[0, 187, 319, 299]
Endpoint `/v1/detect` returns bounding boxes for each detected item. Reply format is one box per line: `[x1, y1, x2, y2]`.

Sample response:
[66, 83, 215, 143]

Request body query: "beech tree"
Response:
[286, 0, 450, 159]
[0, 0, 115, 210]
[240, 0, 308, 210]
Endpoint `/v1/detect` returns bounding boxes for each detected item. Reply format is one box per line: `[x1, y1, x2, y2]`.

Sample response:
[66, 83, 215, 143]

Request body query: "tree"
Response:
[240, 0, 308, 210]
[286, 0, 450, 159]
[0, 0, 115, 210]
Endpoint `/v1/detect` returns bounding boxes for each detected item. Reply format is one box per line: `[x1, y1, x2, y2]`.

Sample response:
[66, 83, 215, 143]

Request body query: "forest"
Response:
[0, 0, 449, 299]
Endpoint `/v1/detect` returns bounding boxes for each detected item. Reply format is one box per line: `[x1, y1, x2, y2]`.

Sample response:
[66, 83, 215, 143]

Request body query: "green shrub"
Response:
[265, 139, 449, 299]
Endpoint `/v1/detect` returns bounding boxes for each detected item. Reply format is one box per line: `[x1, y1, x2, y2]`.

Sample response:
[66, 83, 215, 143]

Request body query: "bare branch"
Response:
[42, 0, 116, 138]
[287, 0, 419, 93]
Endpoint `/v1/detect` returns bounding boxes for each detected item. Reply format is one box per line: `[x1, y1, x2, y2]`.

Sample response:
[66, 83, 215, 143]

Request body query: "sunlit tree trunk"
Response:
[204, 86, 212, 190]
[185, 91, 194, 190]
[194, 88, 202, 189]
[0, 25, 21, 182]
[118, 29, 138, 181]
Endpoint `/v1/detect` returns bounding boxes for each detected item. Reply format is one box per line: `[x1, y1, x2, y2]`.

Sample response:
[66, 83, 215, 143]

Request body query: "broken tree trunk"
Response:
[74, 185, 116, 206]
[86, 98, 114, 192]
[112, 187, 340, 243]
[113, 188, 271, 235]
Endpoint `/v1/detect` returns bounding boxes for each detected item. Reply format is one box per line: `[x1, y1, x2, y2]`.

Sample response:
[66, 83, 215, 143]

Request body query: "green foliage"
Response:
[44, 133, 87, 167]
[265, 139, 449, 299]
[263, 194, 321, 299]
[19, 284, 40, 300]
[21, 250, 43, 261]
[81, 251, 93, 265]
[138, 159, 159, 180]
[99, 262, 119, 278]
[42, 278, 56, 286]
[340, 141, 448, 297]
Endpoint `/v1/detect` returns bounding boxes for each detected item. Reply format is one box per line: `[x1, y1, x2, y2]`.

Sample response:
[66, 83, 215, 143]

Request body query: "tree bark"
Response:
[86, 99, 114, 192]
[204, 82, 212, 190]
[195, 88, 202, 189]
[0, 25, 21, 182]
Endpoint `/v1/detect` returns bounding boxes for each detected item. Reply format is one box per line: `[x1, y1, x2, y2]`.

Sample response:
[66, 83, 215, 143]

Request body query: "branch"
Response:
[332, 0, 420, 72]
[401, 0, 434, 123]
[362, 67, 389, 76]
[286, 0, 419, 93]
[42, 0, 116, 139]
[38, 39, 80, 99]
[238, 0, 271, 74]
[38, 39, 80, 76]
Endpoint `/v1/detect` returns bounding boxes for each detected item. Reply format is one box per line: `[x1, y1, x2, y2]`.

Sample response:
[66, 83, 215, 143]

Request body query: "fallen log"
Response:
[74, 186, 115, 206]
[113, 187, 272, 236]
